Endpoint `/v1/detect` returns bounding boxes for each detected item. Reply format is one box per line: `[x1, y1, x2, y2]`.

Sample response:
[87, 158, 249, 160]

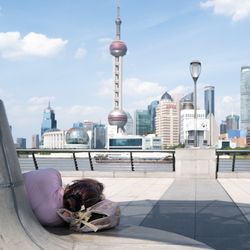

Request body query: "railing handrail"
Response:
[16, 148, 176, 154]
[216, 149, 250, 153]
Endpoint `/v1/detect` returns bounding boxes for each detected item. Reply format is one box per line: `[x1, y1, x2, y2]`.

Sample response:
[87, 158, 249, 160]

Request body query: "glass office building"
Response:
[148, 100, 159, 133]
[226, 114, 239, 131]
[124, 112, 133, 135]
[93, 123, 106, 149]
[220, 121, 227, 134]
[16, 138, 26, 149]
[240, 66, 250, 129]
[109, 137, 143, 149]
[41, 103, 57, 137]
[135, 110, 151, 136]
[204, 86, 215, 118]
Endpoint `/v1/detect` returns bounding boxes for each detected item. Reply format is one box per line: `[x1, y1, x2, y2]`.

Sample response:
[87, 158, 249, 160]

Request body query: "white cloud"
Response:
[97, 77, 165, 99]
[200, 0, 250, 21]
[67, 105, 103, 116]
[26, 96, 55, 112]
[169, 85, 191, 101]
[96, 78, 112, 97]
[222, 95, 233, 104]
[216, 94, 240, 122]
[0, 32, 67, 59]
[3, 94, 107, 147]
[74, 47, 87, 59]
[124, 78, 165, 97]
[98, 37, 112, 59]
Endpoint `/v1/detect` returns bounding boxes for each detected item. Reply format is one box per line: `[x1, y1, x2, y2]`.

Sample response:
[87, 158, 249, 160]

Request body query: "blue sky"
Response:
[0, 0, 250, 147]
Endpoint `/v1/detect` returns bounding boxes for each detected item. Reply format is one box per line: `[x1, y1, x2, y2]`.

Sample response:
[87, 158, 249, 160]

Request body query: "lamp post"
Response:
[190, 60, 201, 147]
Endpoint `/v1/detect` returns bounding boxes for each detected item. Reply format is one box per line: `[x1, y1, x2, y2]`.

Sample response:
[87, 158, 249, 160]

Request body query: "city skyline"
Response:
[0, 0, 249, 146]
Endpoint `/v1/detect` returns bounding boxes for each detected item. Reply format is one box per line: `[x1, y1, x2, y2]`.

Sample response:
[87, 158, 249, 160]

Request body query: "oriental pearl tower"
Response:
[108, 1, 128, 134]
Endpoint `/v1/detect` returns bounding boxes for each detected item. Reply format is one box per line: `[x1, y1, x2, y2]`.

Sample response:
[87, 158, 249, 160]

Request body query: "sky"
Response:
[0, 0, 250, 147]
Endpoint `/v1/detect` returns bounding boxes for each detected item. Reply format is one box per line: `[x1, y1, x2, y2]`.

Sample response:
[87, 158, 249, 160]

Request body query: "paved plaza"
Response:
[51, 172, 250, 250]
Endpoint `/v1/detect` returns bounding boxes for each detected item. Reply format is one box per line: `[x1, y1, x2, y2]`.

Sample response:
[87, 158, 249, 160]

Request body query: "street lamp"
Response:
[190, 60, 201, 147]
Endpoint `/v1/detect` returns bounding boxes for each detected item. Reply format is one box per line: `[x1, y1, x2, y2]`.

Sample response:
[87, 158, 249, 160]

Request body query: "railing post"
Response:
[130, 152, 134, 171]
[232, 153, 236, 172]
[216, 152, 219, 176]
[172, 152, 175, 172]
[72, 152, 79, 171]
[88, 152, 94, 171]
[32, 152, 39, 170]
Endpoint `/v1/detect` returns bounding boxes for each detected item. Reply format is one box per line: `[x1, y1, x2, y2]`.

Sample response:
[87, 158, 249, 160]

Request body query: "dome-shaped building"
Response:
[65, 127, 89, 148]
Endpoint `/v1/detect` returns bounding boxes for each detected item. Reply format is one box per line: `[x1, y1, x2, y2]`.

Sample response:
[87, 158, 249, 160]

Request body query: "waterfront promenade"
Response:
[43, 171, 250, 250]
[1, 97, 250, 249]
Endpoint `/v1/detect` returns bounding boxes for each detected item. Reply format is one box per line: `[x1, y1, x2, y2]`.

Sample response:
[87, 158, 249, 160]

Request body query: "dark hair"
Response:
[63, 179, 104, 212]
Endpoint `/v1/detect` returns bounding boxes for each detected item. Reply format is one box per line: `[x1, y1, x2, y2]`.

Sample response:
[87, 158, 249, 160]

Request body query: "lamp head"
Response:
[190, 60, 201, 80]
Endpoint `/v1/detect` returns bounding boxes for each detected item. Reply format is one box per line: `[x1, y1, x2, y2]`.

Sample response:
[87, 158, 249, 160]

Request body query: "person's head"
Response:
[63, 178, 104, 212]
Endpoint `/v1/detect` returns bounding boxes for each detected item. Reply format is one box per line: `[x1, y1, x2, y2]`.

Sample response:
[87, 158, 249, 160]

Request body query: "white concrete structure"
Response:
[43, 129, 90, 149]
[107, 133, 143, 150]
[64, 143, 89, 149]
[217, 139, 236, 149]
[144, 134, 162, 150]
[180, 109, 209, 145]
[156, 99, 179, 148]
[43, 130, 66, 149]
[175, 148, 216, 179]
[206, 113, 219, 147]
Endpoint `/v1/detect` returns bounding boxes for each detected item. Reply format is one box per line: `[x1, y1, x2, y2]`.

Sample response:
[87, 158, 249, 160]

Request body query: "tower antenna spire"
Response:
[115, 0, 121, 40]
[117, 0, 120, 18]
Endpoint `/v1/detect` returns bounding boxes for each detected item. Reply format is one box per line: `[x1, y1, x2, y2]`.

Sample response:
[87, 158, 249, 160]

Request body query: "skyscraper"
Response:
[124, 112, 133, 135]
[41, 102, 57, 137]
[155, 92, 179, 148]
[108, 2, 128, 134]
[16, 138, 26, 149]
[240, 66, 250, 129]
[135, 110, 151, 136]
[83, 120, 94, 148]
[226, 114, 240, 131]
[220, 121, 227, 134]
[179, 92, 193, 109]
[32, 134, 39, 148]
[148, 100, 159, 133]
[93, 123, 106, 149]
[204, 86, 215, 117]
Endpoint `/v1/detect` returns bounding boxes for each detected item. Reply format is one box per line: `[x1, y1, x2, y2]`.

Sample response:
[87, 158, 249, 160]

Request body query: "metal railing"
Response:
[16, 149, 176, 172]
[16, 148, 250, 173]
[216, 149, 250, 172]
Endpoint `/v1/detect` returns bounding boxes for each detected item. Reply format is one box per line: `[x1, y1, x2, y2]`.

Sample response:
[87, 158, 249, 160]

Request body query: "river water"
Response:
[18, 157, 250, 173]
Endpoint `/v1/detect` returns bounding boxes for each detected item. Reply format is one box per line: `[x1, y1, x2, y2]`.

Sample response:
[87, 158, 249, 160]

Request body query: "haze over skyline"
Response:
[0, 0, 250, 146]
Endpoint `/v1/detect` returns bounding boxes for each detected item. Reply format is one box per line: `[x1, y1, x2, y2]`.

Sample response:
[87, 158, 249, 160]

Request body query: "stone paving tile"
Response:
[141, 179, 250, 250]
[196, 236, 250, 250]
[61, 176, 250, 250]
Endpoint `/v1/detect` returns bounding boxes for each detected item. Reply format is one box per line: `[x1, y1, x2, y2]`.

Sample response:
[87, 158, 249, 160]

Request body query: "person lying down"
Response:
[22, 168, 105, 227]
[23, 168, 120, 232]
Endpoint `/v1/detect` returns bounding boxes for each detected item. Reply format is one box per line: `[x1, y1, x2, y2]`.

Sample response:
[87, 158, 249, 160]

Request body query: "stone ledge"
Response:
[60, 171, 175, 178]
